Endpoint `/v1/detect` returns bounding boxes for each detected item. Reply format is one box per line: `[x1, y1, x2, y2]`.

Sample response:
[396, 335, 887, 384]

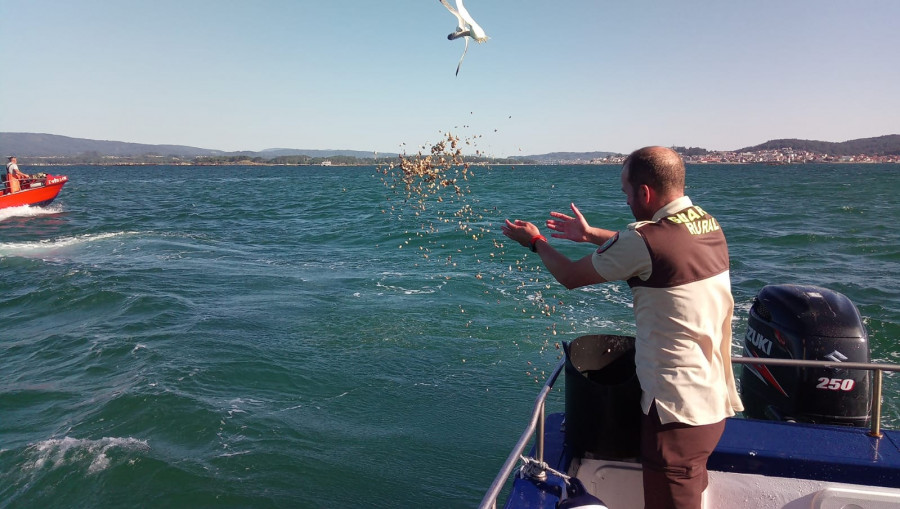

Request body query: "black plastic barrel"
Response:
[564, 335, 643, 460]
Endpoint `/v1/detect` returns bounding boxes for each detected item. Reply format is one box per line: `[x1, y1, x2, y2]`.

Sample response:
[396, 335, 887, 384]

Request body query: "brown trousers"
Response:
[641, 402, 726, 509]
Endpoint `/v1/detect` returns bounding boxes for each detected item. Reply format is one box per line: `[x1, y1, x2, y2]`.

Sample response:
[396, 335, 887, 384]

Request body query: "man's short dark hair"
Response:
[624, 147, 685, 195]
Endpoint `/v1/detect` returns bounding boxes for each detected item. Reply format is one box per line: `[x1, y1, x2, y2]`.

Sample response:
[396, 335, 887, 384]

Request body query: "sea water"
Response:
[1, 163, 898, 508]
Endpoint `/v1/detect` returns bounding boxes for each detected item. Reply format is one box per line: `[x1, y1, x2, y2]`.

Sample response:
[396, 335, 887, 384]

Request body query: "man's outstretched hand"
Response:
[502, 219, 540, 247]
[546, 203, 591, 243]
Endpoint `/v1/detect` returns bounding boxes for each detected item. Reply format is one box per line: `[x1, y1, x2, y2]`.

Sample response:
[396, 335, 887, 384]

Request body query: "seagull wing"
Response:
[439, 0, 465, 31]
[455, 0, 488, 42]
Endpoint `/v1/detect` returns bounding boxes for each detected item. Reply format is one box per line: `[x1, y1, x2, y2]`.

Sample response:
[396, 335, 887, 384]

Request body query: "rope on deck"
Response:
[518, 454, 572, 484]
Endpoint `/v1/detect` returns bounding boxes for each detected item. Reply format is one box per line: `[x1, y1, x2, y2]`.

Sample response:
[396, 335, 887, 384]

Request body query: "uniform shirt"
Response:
[591, 196, 743, 426]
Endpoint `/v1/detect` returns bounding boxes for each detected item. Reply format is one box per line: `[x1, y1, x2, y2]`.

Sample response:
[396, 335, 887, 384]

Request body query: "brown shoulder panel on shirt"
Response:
[628, 205, 729, 289]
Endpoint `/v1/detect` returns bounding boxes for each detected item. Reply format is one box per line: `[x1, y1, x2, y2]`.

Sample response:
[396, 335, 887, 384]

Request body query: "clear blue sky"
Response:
[2, 0, 898, 156]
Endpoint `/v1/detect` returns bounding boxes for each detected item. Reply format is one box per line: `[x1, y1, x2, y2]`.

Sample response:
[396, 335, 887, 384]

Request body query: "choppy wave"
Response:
[374, 280, 446, 295]
[21, 436, 150, 474]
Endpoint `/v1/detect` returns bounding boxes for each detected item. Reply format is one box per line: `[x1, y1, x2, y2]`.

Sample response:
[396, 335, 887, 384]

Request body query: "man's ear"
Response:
[639, 184, 653, 205]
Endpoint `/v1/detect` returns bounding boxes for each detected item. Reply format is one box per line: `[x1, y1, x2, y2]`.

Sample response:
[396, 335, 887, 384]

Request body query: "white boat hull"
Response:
[573, 457, 900, 509]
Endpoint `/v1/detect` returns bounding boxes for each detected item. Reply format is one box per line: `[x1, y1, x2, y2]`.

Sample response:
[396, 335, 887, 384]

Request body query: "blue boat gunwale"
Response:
[710, 417, 900, 487]
[504, 412, 900, 508]
[484, 355, 900, 509]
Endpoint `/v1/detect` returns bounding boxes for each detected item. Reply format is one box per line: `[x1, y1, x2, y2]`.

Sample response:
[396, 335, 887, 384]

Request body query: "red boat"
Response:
[0, 174, 69, 209]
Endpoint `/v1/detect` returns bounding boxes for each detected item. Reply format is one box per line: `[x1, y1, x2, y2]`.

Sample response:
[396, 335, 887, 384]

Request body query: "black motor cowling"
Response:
[740, 284, 871, 427]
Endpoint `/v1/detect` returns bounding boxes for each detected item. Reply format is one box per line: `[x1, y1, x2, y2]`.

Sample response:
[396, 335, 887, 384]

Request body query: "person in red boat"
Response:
[502, 146, 743, 509]
[6, 156, 29, 193]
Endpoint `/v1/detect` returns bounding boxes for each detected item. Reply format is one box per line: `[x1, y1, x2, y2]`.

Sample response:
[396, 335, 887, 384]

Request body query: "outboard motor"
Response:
[740, 284, 871, 426]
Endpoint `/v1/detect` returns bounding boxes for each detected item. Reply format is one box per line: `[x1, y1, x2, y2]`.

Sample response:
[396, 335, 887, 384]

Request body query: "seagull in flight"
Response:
[439, 0, 488, 75]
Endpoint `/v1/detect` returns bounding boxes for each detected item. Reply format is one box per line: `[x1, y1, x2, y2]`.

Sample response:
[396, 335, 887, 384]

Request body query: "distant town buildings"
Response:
[684, 148, 899, 165]
[585, 148, 899, 165]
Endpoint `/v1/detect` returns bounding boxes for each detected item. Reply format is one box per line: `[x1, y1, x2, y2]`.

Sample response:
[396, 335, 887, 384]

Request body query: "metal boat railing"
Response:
[479, 357, 567, 509]
[3, 175, 49, 194]
[478, 356, 900, 509]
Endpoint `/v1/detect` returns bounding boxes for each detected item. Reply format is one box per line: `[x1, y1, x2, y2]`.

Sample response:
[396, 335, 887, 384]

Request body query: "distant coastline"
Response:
[2, 132, 898, 166]
[16, 159, 899, 168]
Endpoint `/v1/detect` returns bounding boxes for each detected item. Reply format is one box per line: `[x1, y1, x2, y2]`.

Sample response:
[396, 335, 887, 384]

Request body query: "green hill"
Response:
[738, 135, 900, 156]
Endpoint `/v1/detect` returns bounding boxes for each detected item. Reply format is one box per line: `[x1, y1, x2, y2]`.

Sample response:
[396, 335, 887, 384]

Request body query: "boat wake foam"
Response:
[0, 231, 135, 257]
[0, 203, 63, 222]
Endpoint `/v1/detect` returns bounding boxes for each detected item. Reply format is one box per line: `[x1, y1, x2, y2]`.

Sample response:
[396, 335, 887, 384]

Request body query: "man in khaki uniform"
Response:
[502, 146, 743, 509]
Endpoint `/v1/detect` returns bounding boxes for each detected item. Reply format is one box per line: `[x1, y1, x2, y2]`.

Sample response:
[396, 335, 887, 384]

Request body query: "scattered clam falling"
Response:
[377, 132, 576, 382]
